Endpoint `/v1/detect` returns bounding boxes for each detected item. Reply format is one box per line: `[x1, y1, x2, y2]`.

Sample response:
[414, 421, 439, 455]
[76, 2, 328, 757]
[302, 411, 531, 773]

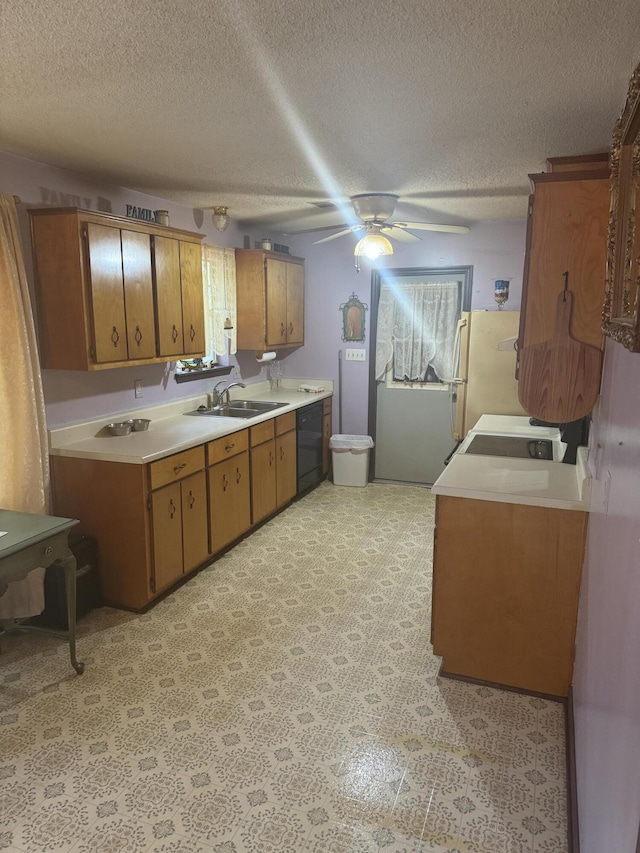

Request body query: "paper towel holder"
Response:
[255, 351, 277, 363]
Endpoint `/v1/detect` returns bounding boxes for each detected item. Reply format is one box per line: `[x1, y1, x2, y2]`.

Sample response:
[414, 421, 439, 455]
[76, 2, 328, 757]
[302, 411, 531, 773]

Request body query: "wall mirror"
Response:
[340, 292, 368, 341]
[603, 60, 640, 351]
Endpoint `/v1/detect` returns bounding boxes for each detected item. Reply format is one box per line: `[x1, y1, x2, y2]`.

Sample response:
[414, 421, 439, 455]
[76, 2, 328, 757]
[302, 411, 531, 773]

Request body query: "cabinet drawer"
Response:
[250, 419, 275, 447]
[275, 411, 296, 436]
[207, 429, 248, 465]
[150, 445, 205, 490]
[323, 396, 332, 415]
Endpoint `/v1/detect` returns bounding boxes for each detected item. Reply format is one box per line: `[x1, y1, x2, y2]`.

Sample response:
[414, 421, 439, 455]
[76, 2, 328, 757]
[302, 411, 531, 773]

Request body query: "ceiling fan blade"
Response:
[313, 226, 363, 244]
[380, 226, 421, 243]
[394, 222, 470, 234]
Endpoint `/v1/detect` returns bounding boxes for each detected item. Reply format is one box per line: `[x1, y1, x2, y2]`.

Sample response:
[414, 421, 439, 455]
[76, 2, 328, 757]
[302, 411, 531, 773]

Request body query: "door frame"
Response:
[367, 265, 473, 480]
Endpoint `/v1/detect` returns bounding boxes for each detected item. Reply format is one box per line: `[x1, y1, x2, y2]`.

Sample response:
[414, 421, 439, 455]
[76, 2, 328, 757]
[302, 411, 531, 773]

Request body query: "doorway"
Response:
[368, 266, 472, 485]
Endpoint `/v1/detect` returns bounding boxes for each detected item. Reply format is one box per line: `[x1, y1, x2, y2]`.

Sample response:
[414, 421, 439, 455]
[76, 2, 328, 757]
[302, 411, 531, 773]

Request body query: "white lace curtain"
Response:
[202, 244, 237, 358]
[0, 193, 49, 618]
[375, 281, 461, 382]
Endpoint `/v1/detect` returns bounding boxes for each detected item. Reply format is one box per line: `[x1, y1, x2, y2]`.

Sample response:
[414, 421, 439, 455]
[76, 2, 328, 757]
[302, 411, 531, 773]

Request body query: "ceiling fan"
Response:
[311, 194, 470, 253]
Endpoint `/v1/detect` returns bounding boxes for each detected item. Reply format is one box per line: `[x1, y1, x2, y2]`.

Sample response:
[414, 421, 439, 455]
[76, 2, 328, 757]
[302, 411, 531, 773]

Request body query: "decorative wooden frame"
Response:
[603, 61, 640, 351]
[340, 292, 368, 342]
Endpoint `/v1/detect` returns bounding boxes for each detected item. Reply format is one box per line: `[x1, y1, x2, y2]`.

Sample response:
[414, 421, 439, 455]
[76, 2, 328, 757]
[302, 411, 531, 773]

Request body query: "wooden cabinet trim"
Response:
[149, 445, 205, 491]
[29, 207, 204, 242]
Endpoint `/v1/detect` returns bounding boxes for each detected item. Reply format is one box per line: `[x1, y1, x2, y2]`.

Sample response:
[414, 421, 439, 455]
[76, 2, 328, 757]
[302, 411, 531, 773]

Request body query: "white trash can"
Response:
[329, 434, 374, 487]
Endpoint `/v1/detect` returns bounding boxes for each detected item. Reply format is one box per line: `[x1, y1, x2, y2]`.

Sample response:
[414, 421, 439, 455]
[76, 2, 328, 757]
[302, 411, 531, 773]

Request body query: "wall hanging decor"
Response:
[603, 60, 640, 352]
[494, 278, 511, 309]
[340, 293, 368, 341]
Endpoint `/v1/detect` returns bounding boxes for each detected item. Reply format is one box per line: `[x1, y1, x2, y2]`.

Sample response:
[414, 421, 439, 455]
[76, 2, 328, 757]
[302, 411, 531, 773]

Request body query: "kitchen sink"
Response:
[183, 401, 288, 418]
[226, 400, 288, 411]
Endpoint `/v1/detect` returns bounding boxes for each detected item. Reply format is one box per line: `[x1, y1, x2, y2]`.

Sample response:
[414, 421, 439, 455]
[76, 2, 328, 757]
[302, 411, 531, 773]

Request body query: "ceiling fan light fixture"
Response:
[354, 231, 393, 260]
[212, 206, 230, 232]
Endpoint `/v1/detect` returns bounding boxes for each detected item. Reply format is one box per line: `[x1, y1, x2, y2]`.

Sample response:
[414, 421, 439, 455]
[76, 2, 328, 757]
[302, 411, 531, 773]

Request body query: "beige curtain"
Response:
[0, 194, 49, 617]
[202, 244, 237, 358]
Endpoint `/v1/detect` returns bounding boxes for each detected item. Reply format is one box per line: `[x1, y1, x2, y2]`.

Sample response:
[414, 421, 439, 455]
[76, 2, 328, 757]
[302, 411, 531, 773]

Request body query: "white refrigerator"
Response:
[454, 310, 526, 439]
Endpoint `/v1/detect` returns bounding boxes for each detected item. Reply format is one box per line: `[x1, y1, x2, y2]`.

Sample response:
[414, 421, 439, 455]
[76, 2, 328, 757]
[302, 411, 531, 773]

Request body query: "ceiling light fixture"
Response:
[212, 206, 230, 232]
[353, 224, 393, 271]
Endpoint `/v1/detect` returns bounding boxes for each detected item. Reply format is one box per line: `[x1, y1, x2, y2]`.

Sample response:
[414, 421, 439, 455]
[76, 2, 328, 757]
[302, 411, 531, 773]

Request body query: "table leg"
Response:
[60, 551, 84, 674]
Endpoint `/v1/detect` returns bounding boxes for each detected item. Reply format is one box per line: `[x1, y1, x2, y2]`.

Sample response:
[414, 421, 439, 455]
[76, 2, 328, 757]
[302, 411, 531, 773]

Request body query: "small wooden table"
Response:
[0, 509, 84, 674]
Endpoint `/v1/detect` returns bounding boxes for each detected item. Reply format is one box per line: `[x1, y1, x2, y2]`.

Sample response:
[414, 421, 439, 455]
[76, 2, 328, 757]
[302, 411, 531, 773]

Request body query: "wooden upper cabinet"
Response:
[285, 261, 304, 345]
[266, 258, 288, 346]
[235, 249, 305, 352]
[516, 158, 610, 419]
[153, 236, 184, 357]
[28, 207, 204, 370]
[85, 223, 128, 364]
[179, 241, 205, 355]
[121, 230, 156, 360]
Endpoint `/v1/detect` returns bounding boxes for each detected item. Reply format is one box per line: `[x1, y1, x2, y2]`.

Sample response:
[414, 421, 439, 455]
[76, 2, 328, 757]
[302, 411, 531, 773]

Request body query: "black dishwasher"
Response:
[297, 401, 324, 493]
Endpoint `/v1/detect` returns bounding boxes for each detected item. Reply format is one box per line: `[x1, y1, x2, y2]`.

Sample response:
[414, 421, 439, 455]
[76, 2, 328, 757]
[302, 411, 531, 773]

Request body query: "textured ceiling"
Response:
[2, 0, 639, 232]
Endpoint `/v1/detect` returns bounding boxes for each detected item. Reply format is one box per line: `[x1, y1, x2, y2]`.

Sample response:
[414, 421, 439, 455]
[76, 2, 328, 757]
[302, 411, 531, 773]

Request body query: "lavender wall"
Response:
[0, 150, 278, 426]
[573, 338, 640, 853]
[282, 221, 526, 434]
[1, 149, 526, 433]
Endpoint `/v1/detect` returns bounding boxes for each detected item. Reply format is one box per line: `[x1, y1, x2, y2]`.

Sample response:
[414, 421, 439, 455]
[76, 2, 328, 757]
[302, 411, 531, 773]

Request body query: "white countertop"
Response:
[48, 380, 333, 465]
[431, 415, 591, 511]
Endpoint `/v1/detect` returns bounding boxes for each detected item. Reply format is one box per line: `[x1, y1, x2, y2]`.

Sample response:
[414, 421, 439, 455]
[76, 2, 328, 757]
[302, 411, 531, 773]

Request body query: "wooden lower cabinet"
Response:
[251, 438, 277, 524]
[432, 494, 587, 697]
[276, 429, 297, 508]
[208, 453, 251, 553]
[150, 471, 208, 592]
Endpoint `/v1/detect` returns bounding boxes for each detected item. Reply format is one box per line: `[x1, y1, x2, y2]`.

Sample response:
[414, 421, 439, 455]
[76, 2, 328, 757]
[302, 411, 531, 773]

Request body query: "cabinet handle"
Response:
[236, 467, 241, 483]
[173, 462, 187, 474]
[280, 446, 284, 461]
[269, 451, 274, 467]
[225, 443, 235, 452]
[111, 326, 120, 347]
[188, 490, 195, 509]
[222, 473, 228, 492]
[169, 498, 176, 519]
[280, 322, 286, 337]
[172, 324, 179, 343]
[189, 324, 196, 342]
[134, 325, 143, 346]
[289, 322, 294, 336]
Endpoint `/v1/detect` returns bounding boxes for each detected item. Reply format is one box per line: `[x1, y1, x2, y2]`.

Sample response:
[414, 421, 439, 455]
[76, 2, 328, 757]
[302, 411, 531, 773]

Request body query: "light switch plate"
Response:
[134, 380, 143, 399]
[345, 349, 366, 361]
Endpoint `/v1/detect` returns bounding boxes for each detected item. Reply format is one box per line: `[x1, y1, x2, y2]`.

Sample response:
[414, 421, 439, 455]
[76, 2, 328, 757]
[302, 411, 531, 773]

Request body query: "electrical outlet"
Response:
[345, 349, 366, 361]
[232, 366, 240, 380]
[134, 380, 143, 398]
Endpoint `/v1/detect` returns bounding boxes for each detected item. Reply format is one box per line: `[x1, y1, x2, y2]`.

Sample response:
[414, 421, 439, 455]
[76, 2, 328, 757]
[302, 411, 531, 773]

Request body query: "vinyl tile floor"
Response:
[0, 482, 568, 852]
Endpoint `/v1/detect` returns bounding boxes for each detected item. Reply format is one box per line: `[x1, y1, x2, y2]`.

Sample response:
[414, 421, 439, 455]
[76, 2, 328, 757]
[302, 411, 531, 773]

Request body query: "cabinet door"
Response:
[154, 236, 185, 356]
[209, 453, 251, 553]
[265, 258, 288, 347]
[322, 412, 331, 475]
[121, 230, 156, 359]
[250, 439, 277, 524]
[285, 262, 304, 345]
[276, 429, 297, 508]
[179, 241, 205, 355]
[181, 471, 209, 572]
[151, 481, 184, 592]
[86, 223, 128, 363]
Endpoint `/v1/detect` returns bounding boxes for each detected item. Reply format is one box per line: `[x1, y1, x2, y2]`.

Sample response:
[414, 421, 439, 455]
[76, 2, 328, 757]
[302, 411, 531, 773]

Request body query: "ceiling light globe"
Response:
[212, 206, 230, 232]
[354, 232, 393, 260]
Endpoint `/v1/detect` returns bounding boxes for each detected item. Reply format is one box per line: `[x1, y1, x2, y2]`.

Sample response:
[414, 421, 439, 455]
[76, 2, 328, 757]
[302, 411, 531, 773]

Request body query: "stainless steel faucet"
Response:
[210, 380, 227, 408]
[221, 381, 246, 405]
